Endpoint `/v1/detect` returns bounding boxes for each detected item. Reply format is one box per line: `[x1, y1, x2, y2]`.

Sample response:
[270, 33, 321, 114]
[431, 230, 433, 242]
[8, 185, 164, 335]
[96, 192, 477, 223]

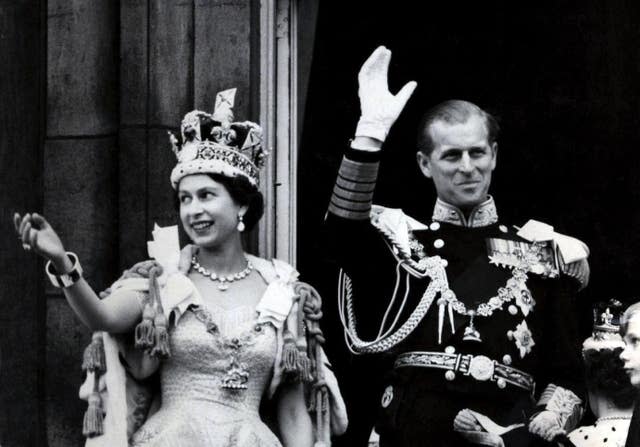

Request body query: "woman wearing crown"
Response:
[562, 301, 636, 447]
[14, 89, 347, 447]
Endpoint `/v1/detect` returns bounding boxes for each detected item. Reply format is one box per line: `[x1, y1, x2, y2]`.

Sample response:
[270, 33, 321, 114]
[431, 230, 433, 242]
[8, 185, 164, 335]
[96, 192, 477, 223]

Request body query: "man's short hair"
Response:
[621, 302, 640, 336]
[416, 100, 500, 156]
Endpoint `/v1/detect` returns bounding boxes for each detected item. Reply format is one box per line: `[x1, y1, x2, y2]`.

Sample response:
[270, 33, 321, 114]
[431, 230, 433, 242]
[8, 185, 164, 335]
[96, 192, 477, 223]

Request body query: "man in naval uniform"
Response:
[325, 46, 590, 447]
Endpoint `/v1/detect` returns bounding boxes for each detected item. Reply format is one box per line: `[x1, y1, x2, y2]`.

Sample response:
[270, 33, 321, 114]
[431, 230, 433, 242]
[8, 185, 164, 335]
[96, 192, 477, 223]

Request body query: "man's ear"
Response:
[490, 142, 498, 171]
[416, 151, 432, 178]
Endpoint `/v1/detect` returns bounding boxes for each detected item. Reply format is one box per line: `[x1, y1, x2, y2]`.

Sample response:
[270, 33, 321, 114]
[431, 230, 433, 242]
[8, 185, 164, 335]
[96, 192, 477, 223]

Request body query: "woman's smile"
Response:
[191, 220, 214, 232]
[179, 174, 247, 249]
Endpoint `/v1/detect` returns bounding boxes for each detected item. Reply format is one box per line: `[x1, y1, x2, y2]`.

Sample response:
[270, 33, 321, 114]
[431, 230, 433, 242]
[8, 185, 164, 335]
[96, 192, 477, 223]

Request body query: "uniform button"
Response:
[441, 259, 449, 267]
[430, 222, 441, 231]
[434, 239, 444, 249]
[508, 305, 518, 315]
[497, 378, 506, 389]
[381, 385, 394, 408]
[502, 354, 512, 365]
[442, 289, 456, 301]
[445, 370, 456, 381]
[444, 346, 456, 354]
[499, 225, 508, 233]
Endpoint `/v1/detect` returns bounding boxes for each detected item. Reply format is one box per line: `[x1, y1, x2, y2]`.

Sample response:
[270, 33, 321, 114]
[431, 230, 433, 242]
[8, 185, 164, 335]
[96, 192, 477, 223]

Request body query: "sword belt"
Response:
[394, 351, 535, 392]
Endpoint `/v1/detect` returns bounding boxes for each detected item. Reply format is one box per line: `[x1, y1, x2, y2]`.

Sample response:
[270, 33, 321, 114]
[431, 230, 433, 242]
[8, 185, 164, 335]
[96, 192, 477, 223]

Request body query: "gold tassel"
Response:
[151, 312, 171, 359]
[134, 302, 156, 350]
[313, 385, 330, 445]
[320, 386, 331, 444]
[82, 377, 104, 438]
[147, 268, 171, 359]
[321, 386, 329, 412]
[308, 385, 318, 412]
[282, 329, 300, 375]
[293, 282, 332, 445]
[135, 266, 164, 351]
[295, 324, 314, 382]
[297, 350, 314, 383]
[81, 332, 106, 374]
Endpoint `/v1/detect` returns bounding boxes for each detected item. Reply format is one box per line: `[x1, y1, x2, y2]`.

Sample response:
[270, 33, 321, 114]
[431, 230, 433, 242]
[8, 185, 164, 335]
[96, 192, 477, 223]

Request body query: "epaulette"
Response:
[369, 205, 429, 263]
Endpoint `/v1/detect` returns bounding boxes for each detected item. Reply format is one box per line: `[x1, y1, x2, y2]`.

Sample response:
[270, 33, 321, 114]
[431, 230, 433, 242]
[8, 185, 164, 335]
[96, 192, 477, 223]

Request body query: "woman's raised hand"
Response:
[14, 212, 66, 262]
[354, 45, 417, 143]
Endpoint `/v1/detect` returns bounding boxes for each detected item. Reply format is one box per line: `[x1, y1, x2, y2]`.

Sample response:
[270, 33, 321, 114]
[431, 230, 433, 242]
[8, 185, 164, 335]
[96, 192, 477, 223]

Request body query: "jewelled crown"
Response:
[169, 88, 267, 189]
[582, 299, 625, 352]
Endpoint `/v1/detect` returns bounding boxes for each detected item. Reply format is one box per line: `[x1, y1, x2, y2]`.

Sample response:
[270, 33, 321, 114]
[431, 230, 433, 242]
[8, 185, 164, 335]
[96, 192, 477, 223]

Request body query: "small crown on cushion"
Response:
[582, 299, 625, 352]
[169, 88, 267, 189]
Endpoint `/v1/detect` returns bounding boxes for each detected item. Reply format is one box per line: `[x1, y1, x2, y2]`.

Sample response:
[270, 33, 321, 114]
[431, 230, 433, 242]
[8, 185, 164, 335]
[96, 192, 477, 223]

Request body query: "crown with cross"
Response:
[169, 88, 267, 188]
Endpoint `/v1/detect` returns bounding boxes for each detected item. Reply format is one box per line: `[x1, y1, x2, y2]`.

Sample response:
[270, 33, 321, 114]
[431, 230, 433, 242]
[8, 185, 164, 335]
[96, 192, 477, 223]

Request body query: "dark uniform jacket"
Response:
[325, 148, 588, 447]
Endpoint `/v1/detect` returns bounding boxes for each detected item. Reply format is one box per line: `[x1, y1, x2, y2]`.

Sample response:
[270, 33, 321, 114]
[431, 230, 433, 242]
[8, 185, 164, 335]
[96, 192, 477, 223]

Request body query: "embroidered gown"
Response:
[80, 222, 347, 447]
[82, 255, 308, 447]
[130, 304, 282, 446]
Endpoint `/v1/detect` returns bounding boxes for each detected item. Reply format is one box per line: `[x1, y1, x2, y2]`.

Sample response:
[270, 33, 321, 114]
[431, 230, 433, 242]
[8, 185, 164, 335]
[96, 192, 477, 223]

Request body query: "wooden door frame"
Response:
[258, 0, 298, 265]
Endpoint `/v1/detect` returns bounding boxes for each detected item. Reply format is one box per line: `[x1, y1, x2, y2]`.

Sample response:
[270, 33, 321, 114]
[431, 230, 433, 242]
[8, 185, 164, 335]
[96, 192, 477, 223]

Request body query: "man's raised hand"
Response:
[355, 46, 417, 143]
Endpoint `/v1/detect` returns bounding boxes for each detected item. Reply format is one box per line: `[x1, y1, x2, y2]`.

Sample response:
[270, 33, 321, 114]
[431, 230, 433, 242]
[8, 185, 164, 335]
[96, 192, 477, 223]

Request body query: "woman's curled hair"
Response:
[583, 347, 637, 409]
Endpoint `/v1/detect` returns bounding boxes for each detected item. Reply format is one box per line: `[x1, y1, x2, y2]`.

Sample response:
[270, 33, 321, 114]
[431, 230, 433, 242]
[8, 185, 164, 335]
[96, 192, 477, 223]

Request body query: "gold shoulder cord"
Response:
[338, 218, 450, 354]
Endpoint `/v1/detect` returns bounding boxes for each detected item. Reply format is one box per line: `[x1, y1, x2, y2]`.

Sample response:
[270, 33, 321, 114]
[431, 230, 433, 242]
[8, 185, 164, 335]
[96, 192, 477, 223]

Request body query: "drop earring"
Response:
[237, 214, 245, 232]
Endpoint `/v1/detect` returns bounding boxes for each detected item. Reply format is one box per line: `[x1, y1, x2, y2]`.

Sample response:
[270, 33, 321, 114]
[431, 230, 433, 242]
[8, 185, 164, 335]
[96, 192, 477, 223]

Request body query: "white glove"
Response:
[453, 409, 483, 432]
[528, 410, 565, 442]
[355, 46, 417, 143]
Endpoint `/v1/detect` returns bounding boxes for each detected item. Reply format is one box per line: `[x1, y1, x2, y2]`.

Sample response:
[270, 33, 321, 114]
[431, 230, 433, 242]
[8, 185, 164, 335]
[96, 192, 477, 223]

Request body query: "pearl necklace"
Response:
[191, 256, 253, 291]
[597, 415, 632, 422]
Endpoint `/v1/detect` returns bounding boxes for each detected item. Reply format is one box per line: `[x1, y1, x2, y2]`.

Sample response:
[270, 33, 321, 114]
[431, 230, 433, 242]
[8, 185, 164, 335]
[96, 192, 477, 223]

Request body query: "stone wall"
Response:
[0, 1, 258, 445]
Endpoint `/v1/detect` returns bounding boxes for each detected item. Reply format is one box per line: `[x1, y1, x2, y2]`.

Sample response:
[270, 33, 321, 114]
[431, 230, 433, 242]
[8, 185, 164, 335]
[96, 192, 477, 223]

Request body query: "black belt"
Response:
[394, 351, 535, 392]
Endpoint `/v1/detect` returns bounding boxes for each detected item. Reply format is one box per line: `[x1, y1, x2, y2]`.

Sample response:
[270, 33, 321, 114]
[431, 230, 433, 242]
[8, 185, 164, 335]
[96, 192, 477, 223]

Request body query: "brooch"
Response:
[509, 320, 535, 358]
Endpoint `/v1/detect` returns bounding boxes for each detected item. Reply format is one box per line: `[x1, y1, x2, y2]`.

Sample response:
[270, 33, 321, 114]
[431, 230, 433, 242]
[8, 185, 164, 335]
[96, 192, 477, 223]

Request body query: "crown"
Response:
[582, 299, 625, 352]
[169, 88, 267, 189]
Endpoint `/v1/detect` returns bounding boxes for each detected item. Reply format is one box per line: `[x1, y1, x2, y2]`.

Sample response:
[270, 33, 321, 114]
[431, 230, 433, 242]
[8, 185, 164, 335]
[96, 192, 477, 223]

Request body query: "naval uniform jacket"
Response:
[325, 147, 588, 447]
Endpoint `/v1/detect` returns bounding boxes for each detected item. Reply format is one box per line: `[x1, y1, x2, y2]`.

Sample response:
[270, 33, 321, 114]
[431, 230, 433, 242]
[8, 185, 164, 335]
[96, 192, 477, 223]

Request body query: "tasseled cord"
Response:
[281, 322, 314, 383]
[82, 376, 104, 437]
[296, 291, 315, 383]
[82, 332, 106, 374]
[292, 282, 331, 446]
[151, 310, 171, 359]
[296, 340, 314, 383]
[82, 332, 106, 438]
[134, 266, 171, 359]
[282, 328, 300, 374]
[135, 301, 156, 350]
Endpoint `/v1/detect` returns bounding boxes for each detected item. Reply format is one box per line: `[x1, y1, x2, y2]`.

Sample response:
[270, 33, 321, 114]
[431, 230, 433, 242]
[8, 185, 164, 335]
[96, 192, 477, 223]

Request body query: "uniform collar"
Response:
[432, 196, 498, 228]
